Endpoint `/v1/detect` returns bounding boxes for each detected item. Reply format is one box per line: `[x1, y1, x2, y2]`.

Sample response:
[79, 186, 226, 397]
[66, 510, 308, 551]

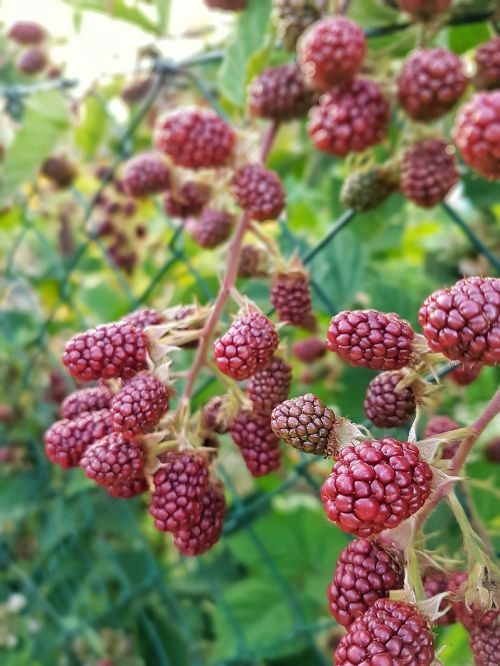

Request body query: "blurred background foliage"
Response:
[0, 0, 499, 664]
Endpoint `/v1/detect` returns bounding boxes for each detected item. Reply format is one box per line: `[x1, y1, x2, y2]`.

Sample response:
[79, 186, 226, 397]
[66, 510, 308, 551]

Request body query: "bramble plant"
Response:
[1, 1, 500, 664]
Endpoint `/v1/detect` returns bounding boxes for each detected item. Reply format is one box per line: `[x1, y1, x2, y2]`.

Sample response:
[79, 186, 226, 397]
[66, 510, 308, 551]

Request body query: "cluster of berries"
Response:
[44, 307, 227, 557]
[7, 20, 59, 78]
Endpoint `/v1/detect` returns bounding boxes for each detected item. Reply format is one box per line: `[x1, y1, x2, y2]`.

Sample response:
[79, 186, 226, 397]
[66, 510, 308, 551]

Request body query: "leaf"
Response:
[0, 91, 70, 204]
[74, 95, 109, 157]
[218, 0, 272, 108]
[61, 0, 161, 35]
[154, 0, 171, 35]
[445, 22, 492, 54]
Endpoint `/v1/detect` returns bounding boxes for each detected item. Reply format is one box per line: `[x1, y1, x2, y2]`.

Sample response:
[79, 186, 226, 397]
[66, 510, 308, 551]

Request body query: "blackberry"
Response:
[202, 395, 230, 434]
[271, 393, 335, 455]
[248, 63, 315, 121]
[448, 571, 499, 631]
[41, 156, 77, 189]
[44, 410, 113, 469]
[121, 152, 170, 198]
[364, 370, 416, 428]
[110, 373, 169, 434]
[270, 269, 316, 331]
[248, 357, 292, 414]
[163, 181, 211, 218]
[292, 337, 326, 363]
[8, 21, 46, 44]
[61, 385, 113, 419]
[309, 79, 390, 156]
[423, 568, 456, 626]
[449, 362, 482, 386]
[401, 139, 459, 208]
[121, 308, 165, 330]
[469, 623, 500, 666]
[485, 438, 500, 463]
[232, 164, 285, 222]
[272, 0, 329, 51]
[230, 411, 282, 477]
[475, 38, 500, 90]
[397, 0, 452, 20]
[173, 481, 226, 556]
[17, 47, 48, 75]
[237, 244, 268, 278]
[192, 208, 234, 249]
[341, 166, 397, 212]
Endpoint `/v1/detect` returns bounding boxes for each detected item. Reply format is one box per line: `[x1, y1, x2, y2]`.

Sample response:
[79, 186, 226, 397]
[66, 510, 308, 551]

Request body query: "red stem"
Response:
[414, 387, 500, 532]
[181, 121, 280, 404]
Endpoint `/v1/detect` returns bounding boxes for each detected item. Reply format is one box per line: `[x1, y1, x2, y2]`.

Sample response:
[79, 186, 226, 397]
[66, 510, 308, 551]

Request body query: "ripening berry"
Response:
[121, 152, 170, 198]
[110, 373, 169, 433]
[163, 181, 211, 218]
[422, 568, 456, 626]
[41, 156, 77, 189]
[447, 571, 499, 630]
[248, 357, 292, 414]
[61, 385, 113, 419]
[401, 139, 459, 208]
[248, 63, 315, 121]
[191, 208, 234, 249]
[8, 21, 46, 44]
[230, 411, 282, 477]
[449, 362, 482, 386]
[341, 166, 397, 212]
[469, 623, 500, 666]
[272, 0, 329, 51]
[232, 164, 285, 222]
[292, 337, 326, 363]
[270, 269, 316, 331]
[237, 244, 268, 278]
[17, 47, 48, 75]
[45, 410, 113, 469]
[485, 437, 500, 463]
[364, 370, 416, 428]
[120, 308, 165, 330]
[173, 480, 226, 556]
[475, 38, 500, 90]
[397, 0, 452, 20]
[202, 395, 230, 434]
[271, 393, 335, 455]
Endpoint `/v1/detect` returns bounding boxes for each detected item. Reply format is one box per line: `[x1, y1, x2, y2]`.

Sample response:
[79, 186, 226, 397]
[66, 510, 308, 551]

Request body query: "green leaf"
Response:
[61, 0, 161, 35]
[0, 91, 70, 204]
[218, 0, 272, 108]
[445, 22, 492, 53]
[154, 0, 171, 35]
[74, 95, 109, 157]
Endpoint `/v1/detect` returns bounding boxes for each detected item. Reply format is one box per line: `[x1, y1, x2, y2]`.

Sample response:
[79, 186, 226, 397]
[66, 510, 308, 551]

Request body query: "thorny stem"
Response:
[180, 121, 281, 406]
[414, 387, 500, 533]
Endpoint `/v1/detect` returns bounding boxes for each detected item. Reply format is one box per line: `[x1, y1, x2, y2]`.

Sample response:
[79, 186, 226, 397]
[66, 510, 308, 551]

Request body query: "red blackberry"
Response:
[321, 437, 433, 537]
[248, 357, 292, 414]
[17, 47, 48, 75]
[423, 568, 456, 626]
[173, 481, 226, 556]
[163, 181, 211, 218]
[121, 152, 170, 198]
[449, 362, 482, 386]
[485, 437, 500, 463]
[424, 415, 459, 439]
[44, 410, 113, 469]
[149, 451, 209, 532]
[230, 411, 282, 477]
[270, 269, 316, 331]
[272, 0, 329, 52]
[341, 166, 397, 212]
[237, 244, 268, 278]
[448, 571, 499, 631]
[469, 623, 500, 666]
[80, 431, 146, 496]
[271, 393, 335, 455]
[121, 308, 165, 330]
[192, 208, 234, 249]
[62, 322, 148, 382]
[248, 63, 315, 121]
[298, 16, 366, 91]
[204, 0, 246, 8]
[328, 539, 404, 627]
[213, 312, 279, 380]
[453, 91, 500, 180]
[110, 373, 169, 434]
[202, 395, 229, 434]
[397, 48, 467, 121]
[334, 599, 435, 666]
[401, 139, 459, 208]
[418, 277, 500, 365]
[41, 156, 77, 189]
[8, 21, 46, 44]
[154, 108, 235, 169]
[326, 309, 415, 371]
[232, 164, 285, 222]
[397, 0, 452, 20]
[292, 337, 326, 363]
[364, 370, 416, 428]
[308, 79, 390, 156]
[475, 38, 500, 90]
[61, 385, 112, 419]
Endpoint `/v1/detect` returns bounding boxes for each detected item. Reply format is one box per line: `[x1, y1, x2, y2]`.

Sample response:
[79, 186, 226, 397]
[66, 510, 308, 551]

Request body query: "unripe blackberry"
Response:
[469, 623, 500, 666]
[249, 63, 315, 122]
[475, 38, 500, 90]
[17, 47, 48, 75]
[448, 571, 499, 630]
[192, 208, 234, 249]
[309, 79, 390, 157]
[149, 451, 209, 532]
[398, 48, 467, 121]
[270, 269, 316, 331]
[328, 539, 404, 627]
[154, 108, 235, 169]
[271, 393, 335, 455]
[423, 568, 456, 626]
[61, 385, 113, 419]
[298, 16, 366, 91]
[341, 166, 397, 212]
[321, 437, 432, 536]
[453, 91, 500, 180]
[110, 373, 169, 434]
[202, 395, 229, 434]
[334, 599, 435, 666]
[232, 164, 285, 222]
[44, 410, 113, 469]
[41, 156, 77, 189]
[419, 277, 500, 365]
[401, 139, 459, 208]
[163, 181, 211, 218]
[213, 312, 279, 380]
[204, 0, 246, 8]
[230, 411, 282, 476]
[173, 481, 226, 556]
[397, 0, 451, 20]
[364, 370, 416, 428]
[121, 75, 154, 105]
[327, 309, 415, 371]
[449, 362, 482, 386]
[8, 21, 46, 44]
[121, 308, 165, 330]
[63, 322, 148, 382]
[80, 431, 146, 496]
[121, 152, 170, 198]
[424, 415, 459, 439]
[237, 244, 268, 278]
[485, 437, 500, 463]
[272, 0, 328, 51]
[292, 337, 326, 363]
[248, 357, 292, 414]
